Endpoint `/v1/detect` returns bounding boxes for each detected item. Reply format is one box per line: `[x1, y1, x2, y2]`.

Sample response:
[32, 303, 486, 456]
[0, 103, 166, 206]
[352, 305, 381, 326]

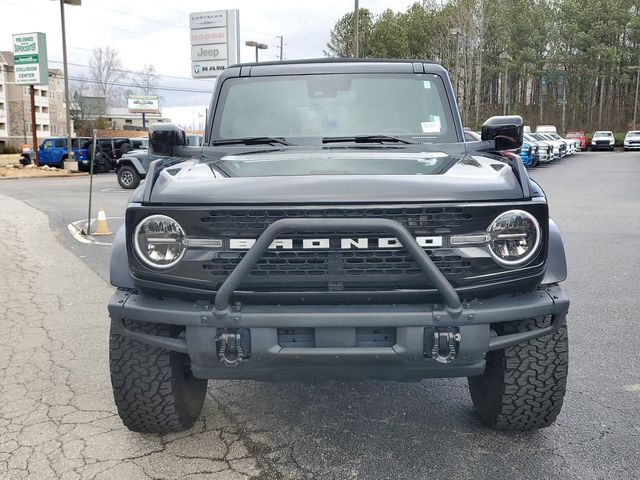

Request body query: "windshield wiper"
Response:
[322, 135, 416, 145]
[211, 136, 291, 146]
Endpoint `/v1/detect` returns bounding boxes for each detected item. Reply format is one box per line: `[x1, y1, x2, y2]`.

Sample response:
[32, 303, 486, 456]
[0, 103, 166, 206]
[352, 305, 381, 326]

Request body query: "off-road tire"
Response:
[468, 316, 568, 431]
[117, 165, 141, 189]
[109, 320, 208, 433]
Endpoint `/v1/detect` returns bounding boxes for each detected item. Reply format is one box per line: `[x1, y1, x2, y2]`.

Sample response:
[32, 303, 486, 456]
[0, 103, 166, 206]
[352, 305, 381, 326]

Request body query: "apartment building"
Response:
[0, 51, 72, 153]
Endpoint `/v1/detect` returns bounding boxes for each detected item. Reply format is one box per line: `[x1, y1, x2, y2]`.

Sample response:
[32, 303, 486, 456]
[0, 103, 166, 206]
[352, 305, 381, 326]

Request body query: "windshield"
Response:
[626, 131, 640, 137]
[212, 73, 457, 144]
[594, 131, 613, 137]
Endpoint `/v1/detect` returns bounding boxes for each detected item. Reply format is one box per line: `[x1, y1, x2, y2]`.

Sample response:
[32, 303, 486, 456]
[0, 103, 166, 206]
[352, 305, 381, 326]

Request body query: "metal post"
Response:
[254, 46, 258, 63]
[503, 61, 508, 116]
[354, 0, 359, 58]
[29, 85, 39, 166]
[142, 112, 146, 129]
[634, 66, 639, 126]
[83, 129, 96, 236]
[278, 35, 283, 61]
[60, 0, 76, 170]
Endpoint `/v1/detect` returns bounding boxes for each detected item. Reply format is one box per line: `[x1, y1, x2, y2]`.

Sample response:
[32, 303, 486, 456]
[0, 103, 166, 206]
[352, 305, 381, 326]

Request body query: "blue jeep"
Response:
[22, 137, 92, 167]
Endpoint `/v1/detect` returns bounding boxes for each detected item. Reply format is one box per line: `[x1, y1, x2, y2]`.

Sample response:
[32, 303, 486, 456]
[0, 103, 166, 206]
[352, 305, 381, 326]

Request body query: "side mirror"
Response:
[481, 115, 523, 151]
[149, 123, 186, 156]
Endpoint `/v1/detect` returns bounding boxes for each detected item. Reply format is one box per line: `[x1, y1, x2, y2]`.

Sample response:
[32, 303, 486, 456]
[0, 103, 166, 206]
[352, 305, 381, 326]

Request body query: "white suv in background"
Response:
[623, 131, 640, 151]
[591, 131, 615, 151]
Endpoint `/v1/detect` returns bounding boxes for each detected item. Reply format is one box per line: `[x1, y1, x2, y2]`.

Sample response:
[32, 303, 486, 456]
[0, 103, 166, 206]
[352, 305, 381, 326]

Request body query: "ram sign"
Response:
[12, 32, 48, 85]
[189, 9, 239, 79]
[127, 95, 159, 114]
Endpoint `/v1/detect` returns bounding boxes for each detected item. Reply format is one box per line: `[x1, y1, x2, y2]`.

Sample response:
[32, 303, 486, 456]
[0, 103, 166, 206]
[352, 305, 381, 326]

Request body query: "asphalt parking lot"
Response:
[0, 151, 639, 479]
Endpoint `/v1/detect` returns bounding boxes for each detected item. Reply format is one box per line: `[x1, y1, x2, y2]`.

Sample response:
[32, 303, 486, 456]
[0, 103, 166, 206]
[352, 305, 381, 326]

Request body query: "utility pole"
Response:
[59, 0, 81, 171]
[29, 86, 39, 166]
[354, 0, 359, 58]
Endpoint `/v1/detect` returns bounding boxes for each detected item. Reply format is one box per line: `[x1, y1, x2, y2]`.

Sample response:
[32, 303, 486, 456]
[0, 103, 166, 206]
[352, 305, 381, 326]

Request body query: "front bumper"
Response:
[109, 286, 569, 380]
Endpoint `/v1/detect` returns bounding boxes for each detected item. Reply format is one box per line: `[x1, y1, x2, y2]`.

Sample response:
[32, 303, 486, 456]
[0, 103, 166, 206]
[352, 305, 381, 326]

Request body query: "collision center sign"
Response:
[127, 95, 159, 114]
[189, 10, 239, 79]
[12, 32, 48, 85]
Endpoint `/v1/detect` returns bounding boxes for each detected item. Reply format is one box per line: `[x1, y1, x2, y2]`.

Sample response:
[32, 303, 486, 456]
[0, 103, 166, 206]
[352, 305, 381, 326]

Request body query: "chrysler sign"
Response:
[189, 10, 239, 79]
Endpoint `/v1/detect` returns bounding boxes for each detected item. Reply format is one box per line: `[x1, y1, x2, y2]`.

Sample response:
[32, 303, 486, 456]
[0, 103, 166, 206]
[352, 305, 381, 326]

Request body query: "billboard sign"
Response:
[127, 95, 159, 114]
[189, 9, 239, 79]
[12, 32, 48, 85]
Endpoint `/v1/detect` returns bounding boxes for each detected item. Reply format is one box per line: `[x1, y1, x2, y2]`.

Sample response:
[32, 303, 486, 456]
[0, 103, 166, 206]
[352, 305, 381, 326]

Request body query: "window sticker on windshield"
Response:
[421, 122, 440, 133]
[423, 80, 432, 89]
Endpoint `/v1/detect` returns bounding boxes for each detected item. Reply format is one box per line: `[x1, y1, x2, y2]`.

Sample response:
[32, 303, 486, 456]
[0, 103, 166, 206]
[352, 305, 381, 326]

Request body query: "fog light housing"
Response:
[133, 214, 186, 269]
[487, 210, 541, 267]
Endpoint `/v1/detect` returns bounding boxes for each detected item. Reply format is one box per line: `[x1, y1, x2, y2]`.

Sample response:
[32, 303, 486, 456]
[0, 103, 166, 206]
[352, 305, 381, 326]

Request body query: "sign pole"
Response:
[83, 129, 97, 236]
[142, 112, 146, 128]
[29, 85, 39, 166]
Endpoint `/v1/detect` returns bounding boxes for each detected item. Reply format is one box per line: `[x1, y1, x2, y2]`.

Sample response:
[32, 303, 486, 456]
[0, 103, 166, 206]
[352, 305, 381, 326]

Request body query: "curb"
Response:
[0, 172, 90, 180]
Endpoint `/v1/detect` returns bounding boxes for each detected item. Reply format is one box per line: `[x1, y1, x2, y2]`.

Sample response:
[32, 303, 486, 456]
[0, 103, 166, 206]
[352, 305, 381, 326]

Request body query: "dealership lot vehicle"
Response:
[623, 130, 640, 150]
[536, 124, 558, 134]
[108, 59, 569, 434]
[524, 133, 553, 163]
[21, 136, 92, 167]
[531, 132, 564, 159]
[97, 137, 134, 168]
[115, 134, 203, 189]
[591, 130, 615, 150]
[566, 131, 588, 150]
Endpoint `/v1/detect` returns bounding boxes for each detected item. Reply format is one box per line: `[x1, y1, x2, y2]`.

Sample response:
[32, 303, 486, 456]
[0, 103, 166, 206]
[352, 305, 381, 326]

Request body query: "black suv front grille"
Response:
[128, 203, 548, 294]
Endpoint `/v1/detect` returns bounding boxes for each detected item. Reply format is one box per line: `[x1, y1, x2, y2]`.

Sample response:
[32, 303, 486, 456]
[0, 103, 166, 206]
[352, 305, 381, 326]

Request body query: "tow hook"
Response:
[429, 328, 461, 364]
[215, 328, 251, 367]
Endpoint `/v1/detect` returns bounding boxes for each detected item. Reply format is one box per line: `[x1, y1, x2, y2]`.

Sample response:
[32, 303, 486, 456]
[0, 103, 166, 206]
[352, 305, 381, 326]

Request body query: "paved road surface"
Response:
[0, 152, 639, 479]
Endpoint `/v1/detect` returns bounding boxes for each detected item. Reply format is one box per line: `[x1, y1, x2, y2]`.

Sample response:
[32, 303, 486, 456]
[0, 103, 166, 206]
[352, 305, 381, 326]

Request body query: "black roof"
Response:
[229, 57, 437, 69]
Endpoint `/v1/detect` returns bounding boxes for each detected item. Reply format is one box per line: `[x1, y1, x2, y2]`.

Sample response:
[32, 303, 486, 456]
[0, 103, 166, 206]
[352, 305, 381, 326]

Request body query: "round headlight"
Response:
[133, 215, 186, 269]
[487, 210, 541, 267]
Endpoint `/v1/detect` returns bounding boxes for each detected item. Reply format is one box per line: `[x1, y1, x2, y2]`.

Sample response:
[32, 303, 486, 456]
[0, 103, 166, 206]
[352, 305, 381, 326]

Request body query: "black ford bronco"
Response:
[108, 59, 569, 433]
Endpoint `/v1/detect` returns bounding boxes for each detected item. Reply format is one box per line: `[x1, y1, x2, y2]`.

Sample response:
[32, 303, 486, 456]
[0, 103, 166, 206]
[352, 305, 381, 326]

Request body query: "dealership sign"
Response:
[189, 10, 239, 79]
[127, 95, 159, 114]
[12, 32, 48, 85]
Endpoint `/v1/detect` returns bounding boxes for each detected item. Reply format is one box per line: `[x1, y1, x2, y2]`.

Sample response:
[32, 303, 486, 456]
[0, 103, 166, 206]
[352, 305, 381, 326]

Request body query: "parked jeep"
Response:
[115, 134, 204, 189]
[108, 59, 569, 434]
[21, 137, 92, 167]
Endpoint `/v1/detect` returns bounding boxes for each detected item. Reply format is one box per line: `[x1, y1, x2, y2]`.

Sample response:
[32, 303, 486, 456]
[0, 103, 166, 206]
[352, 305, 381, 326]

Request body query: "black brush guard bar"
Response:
[212, 218, 463, 316]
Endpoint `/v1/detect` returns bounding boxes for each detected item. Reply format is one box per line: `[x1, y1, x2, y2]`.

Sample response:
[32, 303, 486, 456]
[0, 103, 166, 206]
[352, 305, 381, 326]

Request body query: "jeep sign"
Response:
[190, 10, 239, 79]
[12, 32, 48, 85]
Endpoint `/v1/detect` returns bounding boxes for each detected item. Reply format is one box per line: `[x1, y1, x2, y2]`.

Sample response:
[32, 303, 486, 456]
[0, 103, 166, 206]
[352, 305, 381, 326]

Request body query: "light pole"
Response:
[499, 52, 511, 116]
[245, 41, 267, 62]
[629, 65, 640, 127]
[56, 0, 81, 171]
[449, 28, 461, 94]
[353, 0, 359, 58]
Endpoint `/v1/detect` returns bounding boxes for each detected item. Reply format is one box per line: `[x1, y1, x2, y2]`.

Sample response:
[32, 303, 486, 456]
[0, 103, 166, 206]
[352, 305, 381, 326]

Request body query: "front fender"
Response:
[110, 225, 133, 289]
[118, 157, 147, 176]
[542, 218, 567, 285]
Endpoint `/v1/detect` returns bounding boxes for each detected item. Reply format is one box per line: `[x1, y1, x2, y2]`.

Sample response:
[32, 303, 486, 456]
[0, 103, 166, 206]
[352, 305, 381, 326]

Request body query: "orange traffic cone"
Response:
[93, 207, 112, 236]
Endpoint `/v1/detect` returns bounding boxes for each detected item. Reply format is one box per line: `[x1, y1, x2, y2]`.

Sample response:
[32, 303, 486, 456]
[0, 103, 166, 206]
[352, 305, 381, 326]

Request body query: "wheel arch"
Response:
[118, 157, 146, 175]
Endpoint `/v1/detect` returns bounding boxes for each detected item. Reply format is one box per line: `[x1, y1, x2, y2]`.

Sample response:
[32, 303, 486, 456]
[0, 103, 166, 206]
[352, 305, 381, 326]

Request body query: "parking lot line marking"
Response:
[623, 384, 640, 392]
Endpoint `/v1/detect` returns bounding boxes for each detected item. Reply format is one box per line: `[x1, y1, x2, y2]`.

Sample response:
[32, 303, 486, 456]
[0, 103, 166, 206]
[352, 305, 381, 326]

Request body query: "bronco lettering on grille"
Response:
[229, 236, 443, 250]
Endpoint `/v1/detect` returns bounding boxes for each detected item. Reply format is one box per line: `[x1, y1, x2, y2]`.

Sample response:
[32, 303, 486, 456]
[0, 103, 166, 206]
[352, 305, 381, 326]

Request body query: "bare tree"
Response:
[89, 46, 126, 107]
[134, 65, 159, 96]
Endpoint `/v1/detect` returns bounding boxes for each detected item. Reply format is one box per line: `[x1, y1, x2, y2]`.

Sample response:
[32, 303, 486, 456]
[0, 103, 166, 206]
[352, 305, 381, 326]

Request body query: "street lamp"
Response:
[54, 0, 81, 171]
[499, 52, 512, 116]
[245, 41, 268, 62]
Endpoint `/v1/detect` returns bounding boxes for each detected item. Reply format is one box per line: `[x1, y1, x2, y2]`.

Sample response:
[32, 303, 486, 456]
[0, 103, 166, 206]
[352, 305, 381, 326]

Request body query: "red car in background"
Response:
[566, 131, 588, 151]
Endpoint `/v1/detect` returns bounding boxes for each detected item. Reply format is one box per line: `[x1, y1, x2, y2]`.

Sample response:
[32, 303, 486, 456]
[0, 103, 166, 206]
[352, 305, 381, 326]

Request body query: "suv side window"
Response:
[54, 139, 65, 148]
[99, 140, 112, 150]
[41, 139, 53, 149]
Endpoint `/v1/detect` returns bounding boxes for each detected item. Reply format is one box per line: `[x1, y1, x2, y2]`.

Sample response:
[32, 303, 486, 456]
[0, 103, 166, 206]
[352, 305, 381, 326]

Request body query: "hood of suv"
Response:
[147, 150, 525, 204]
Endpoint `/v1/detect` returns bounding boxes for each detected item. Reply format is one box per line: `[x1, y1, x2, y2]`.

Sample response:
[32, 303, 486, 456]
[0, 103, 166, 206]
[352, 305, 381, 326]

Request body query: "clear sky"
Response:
[1, 0, 414, 127]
